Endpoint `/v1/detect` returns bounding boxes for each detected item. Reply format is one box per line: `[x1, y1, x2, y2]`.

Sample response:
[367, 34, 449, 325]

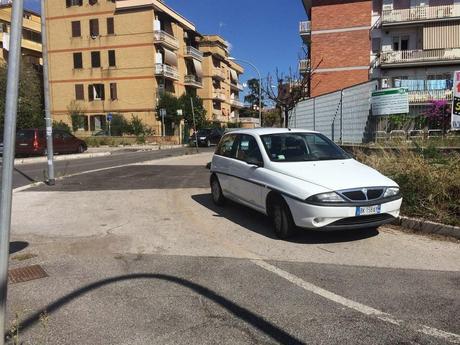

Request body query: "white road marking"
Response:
[251, 259, 460, 344]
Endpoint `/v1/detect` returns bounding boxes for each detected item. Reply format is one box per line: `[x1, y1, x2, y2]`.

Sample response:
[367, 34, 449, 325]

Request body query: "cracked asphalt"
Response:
[7, 152, 460, 345]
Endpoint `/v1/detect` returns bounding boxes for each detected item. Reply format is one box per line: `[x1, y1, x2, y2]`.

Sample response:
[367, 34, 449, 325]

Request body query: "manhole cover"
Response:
[8, 265, 48, 284]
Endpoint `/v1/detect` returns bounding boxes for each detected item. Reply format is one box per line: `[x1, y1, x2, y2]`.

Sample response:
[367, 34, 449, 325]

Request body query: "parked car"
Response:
[189, 128, 223, 147]
[15, 129, 87, 156]
[209, 128, 402, 239]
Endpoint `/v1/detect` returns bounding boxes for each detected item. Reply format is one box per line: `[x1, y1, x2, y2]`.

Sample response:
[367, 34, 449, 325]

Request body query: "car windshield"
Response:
[260, 132, 351, 162]
[196, 129, 211, 136]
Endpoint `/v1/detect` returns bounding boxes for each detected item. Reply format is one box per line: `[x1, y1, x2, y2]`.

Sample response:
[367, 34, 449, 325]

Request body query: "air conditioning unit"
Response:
[381, 78, 389, 89]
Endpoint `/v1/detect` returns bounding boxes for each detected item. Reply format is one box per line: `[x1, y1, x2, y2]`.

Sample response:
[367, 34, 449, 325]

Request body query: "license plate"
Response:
[356, 205, 381, 216]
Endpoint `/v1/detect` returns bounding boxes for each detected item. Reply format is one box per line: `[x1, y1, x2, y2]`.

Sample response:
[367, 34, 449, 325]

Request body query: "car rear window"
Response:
[17, 130, 35, 140]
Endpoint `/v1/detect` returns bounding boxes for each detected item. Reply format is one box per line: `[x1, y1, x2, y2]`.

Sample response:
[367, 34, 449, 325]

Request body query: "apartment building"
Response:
[0, 3, 42, 66]
[300, 0, 460, 114]
[45, 0, 244, 134]
[198, 35, 244, 124]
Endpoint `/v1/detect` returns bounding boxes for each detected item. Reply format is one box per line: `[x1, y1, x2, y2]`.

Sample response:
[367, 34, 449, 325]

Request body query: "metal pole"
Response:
[340, 90, 344, 145]
[190, 98, 199, 153]
[161, 113, 165, 137]
[0, 0, 24, 342]
[41, 0, 55, 185]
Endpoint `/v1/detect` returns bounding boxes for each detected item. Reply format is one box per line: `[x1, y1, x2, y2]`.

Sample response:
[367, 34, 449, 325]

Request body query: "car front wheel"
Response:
[272, 199, 296, 239]
[210, 175, 225, 206]
[77, 144, 85, 153]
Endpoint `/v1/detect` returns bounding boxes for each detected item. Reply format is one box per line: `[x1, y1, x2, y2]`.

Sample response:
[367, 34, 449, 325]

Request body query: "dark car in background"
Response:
[15, 129, 87, 156]
[189, 128, 223, 147]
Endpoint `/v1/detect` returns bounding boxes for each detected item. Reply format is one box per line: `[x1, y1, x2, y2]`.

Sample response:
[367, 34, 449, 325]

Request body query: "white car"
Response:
[210, 128, 402, 239]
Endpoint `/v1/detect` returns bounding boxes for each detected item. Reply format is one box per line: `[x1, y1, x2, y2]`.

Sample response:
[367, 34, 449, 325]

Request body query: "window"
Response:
[216, 134, 237, 158]
[89, 0, 97, 5]
[66, 0, 82, 7]
[110, 83, 117, 100]
[235, 135, 262, 163]
[75, 84, 84, 100]
[392, 35, 409, 51]
[73, 52, 83, 69]
[89, 19, 99, 37]
[71, 21, 81, 37]
[106, 17, 114, 35]
[22, 29, 41, 43]
[372, 37, 381, 54]
[91, 51, 101, 68]
[88, 84, 105, 101]
[108, 50, 116, 67]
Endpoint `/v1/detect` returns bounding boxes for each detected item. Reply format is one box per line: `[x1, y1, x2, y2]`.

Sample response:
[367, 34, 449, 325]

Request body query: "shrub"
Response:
[53, 120, 71, 132]
[356, 148, 460, 226]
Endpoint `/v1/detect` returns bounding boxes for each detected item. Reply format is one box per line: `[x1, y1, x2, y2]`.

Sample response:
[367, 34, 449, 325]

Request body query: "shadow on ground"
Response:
[9, 241, 29, 254]
[5, 273, 306, 345]
[192, 193, 379, 244]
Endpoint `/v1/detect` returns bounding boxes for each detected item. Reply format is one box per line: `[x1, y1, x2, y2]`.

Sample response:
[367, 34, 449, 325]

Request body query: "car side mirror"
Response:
[246, 157, 263, 168]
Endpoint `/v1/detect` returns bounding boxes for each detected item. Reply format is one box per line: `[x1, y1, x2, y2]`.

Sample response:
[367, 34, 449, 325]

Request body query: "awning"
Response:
[193, 59, 203, 78]
[230, 69, 238, 82]
[164, 48, 178, 67]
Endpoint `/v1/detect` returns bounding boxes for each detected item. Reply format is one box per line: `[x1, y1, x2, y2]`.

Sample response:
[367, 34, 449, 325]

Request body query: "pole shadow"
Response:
[8, 241, 29, 254]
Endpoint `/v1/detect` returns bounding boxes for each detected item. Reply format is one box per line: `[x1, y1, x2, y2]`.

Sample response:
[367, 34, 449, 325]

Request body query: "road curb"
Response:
[396, 216, 460, 239]
[13, 152, 112, 165]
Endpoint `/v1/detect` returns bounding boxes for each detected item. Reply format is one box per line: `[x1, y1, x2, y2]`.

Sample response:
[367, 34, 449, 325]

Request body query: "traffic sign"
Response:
[107, 113, 113, 122]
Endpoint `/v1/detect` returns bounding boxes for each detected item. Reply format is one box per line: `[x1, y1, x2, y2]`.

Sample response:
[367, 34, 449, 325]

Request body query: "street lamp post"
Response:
[228, 57, 262, 127]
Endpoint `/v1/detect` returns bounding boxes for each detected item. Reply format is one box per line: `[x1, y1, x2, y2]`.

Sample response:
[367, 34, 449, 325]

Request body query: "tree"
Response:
[262, 108, 282, 127]
[0, 62, 44, 130]
[424, 100, 451, 133]
[178, 93, 207, 129]
[244, 78, 265, 113]
[156, 93, 181, 133]
[67, 101, 86, 132]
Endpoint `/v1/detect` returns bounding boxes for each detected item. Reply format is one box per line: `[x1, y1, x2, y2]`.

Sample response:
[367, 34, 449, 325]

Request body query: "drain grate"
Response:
[8, 265, 48, 284]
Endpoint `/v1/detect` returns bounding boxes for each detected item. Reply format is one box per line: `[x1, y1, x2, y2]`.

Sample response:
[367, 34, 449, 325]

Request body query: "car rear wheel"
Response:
[272, 199, 296, 239]
[210, 175, 225, 206]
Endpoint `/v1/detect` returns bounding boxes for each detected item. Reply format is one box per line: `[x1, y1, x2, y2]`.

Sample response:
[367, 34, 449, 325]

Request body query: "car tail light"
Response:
[33, 130, 39, 150]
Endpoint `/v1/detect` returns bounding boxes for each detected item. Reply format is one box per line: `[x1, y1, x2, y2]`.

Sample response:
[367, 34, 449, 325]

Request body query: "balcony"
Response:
[154, 30, 179, 50]
[230, 99, 244, 108]
[382, 5, 460, 25]
[380, 49, 460, 67]
[155, 63, 179, 80]
[184, 46, 203, 61]
[299, 20, 311, 35]
[408, 89, 453, 104]
[212, 68, 226, 80]
[212, 91, 226, 101]
[299, 59, 310, 74]
[184, 75, 203, 88]
[230, 81, 244, 91]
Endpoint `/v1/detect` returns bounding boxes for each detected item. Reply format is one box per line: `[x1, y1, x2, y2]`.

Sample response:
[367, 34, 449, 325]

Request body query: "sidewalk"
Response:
[12, 144, 185, 165]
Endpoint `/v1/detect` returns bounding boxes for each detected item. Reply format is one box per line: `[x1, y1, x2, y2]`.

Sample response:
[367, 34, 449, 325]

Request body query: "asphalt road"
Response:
[9, 146, 213, 189]
[8, 152, 460, 345]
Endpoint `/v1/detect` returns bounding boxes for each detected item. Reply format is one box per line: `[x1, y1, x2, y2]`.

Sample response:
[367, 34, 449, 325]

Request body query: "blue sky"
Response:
[25, 0, 306, 86]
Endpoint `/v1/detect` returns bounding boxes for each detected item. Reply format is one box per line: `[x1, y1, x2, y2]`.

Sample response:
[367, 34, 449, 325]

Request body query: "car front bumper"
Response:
[284, 196, 402, 231]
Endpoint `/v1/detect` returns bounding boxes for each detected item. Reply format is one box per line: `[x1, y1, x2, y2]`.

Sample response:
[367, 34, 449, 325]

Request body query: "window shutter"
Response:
[73, 52, 82, 69]
[71, 21, 81, 37]
[66, 0, 71, 7]
[75, 84, 84, 100]
[89, 19, 99, 37]
[88, 85, 94, 101]
[100, 85, 105, 100]
[91, 51, 101, 68]
[108, 50, 116, 67]
[110, 83, 117, 100]
[107, 18, 114, 35]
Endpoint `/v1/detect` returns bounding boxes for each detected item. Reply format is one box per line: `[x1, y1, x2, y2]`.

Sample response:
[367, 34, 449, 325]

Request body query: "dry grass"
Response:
[355, 147, 460, 227]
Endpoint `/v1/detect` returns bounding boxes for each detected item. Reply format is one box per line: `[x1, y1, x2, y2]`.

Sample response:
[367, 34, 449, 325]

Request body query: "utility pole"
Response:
[190, 98, 198, 153]
[41, 0, 55, 185]
[0, 0, 24, 342]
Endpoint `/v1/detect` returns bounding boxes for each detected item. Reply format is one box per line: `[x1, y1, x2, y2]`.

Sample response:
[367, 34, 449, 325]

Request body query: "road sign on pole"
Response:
[107, 113, 112, 136]
[0, 0, 24, 342]
[160, 108, 166, 137]
[451, 71, 460, 130]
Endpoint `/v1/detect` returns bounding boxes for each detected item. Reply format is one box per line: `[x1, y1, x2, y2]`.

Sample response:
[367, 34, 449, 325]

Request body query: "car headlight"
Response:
[306, 192, 346, 204]
[200, 137, 206, 140]
[384, 187, 400, 198]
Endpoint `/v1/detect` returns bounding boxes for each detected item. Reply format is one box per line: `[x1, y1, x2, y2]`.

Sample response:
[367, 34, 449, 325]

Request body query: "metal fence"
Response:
[289, 81, 378, 144]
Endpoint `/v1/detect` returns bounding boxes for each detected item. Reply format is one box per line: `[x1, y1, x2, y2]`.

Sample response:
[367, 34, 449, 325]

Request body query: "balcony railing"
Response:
[213, 91, 226, 101]
[155, 63, 179, 80]
[380, 49, 460, 65]
[154, 30, 179, 50]
[382, 4, 460, 24]
[230, 81, 244, 91]
[184, 46, 203, 61]
[408, 89, 453, 103]
[230, 99, 244, 108]
[299, 20, 311, 35]
[213, 68, 226, 80]
[184, 75, 203, 88]
[299, 59, 310, 73]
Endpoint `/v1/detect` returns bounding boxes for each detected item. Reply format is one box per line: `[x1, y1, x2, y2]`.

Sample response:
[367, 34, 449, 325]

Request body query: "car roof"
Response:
[223, 128, 318, 136]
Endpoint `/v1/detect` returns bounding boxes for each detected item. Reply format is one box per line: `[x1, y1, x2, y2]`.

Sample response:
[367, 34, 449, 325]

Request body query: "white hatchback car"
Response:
[210, 128, 402, 238]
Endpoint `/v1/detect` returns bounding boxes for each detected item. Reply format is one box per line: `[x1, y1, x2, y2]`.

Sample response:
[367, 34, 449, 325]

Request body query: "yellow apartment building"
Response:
[0, 3, 42, 66]
[198, 35, 244, 124]
[45, 0, 244, 134]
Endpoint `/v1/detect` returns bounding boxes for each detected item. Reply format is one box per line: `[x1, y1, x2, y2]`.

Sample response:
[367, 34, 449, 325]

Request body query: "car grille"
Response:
[331, 214, 395, 226]
[341, 188, 384, 201]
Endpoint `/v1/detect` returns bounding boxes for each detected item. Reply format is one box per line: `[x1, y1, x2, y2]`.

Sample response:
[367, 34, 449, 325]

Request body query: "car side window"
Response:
[236, 135, 262, 163]
[216, 134, 237, 158]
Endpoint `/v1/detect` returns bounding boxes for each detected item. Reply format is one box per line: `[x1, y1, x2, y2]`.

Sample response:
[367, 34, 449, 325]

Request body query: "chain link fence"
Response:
[289, 81, 379, 144]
